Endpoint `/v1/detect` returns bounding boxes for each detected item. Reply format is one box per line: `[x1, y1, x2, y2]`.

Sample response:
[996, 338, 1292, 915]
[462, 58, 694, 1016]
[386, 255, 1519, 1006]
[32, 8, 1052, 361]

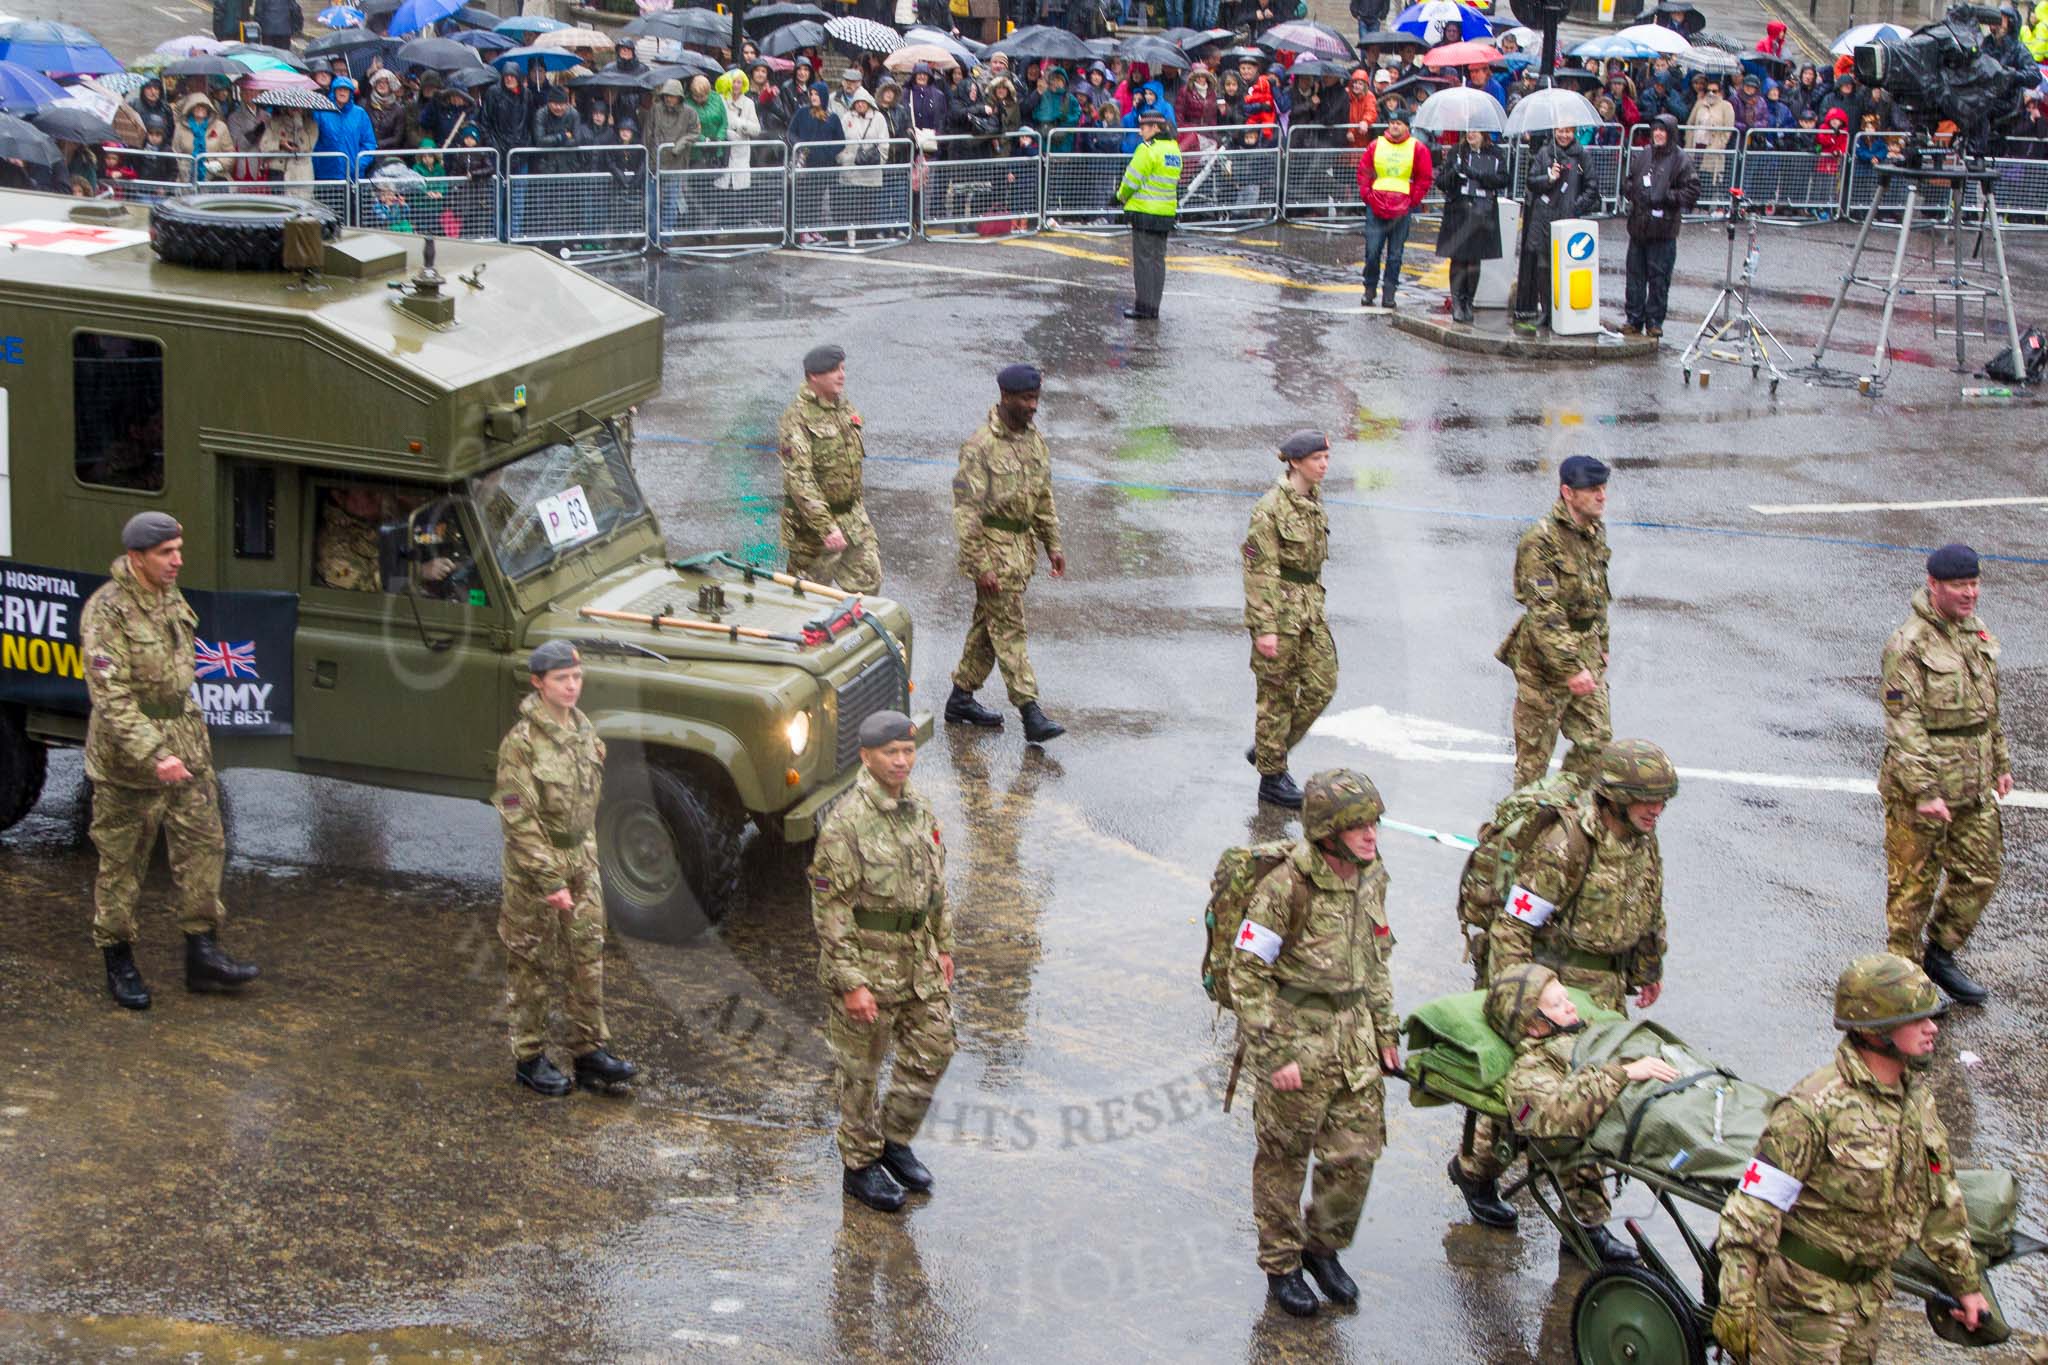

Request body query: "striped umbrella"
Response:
[823, 15, 901, 54]
[251, 85, 339, 112]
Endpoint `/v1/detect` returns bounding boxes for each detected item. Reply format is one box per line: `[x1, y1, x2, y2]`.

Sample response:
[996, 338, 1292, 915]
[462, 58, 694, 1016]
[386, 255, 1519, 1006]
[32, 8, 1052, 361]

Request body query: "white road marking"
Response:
[1750, 495, 2048, 515]
[1312, 705, 2048, 809]
[709, 1298, 744, 1315]
[668, 1194, 741, 1205]
[670, 1327, 742, 1345]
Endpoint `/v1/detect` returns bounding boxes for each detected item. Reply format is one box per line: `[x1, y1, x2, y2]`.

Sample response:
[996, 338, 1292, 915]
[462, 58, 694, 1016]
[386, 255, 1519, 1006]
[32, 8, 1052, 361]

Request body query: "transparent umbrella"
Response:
[1412, 84, 1505, 133]
[1612, 23, 1693, 56]
[1501, 86, 1600, 135]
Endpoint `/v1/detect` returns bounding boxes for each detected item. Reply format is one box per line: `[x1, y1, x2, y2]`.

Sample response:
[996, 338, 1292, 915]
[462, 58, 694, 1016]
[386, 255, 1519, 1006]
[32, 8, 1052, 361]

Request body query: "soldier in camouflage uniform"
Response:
[1878, 543, 2012, 1007]
[1229, 769, 1400, 1317]
[1713, 955, 1989, 1363]
[313, 485, 455, 594]
[1486, 738, 1675, 1016]
[1483, 964, 1679, 1265]
[944, 363, 1067, 745]
[1497, 456, 1613, 790]
[494, 640, 638, 1097]
[1242, 430, 1336, 811]
[778, 344, 882, 595]
[82, 512, 260, 1011]
[811, 709, 955, 1213]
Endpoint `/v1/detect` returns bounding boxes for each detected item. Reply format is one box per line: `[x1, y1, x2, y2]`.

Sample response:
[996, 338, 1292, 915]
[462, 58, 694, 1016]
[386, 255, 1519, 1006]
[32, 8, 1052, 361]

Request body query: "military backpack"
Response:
[1199, 840, 1310, 1011]
[1454, 772, 1593, 971]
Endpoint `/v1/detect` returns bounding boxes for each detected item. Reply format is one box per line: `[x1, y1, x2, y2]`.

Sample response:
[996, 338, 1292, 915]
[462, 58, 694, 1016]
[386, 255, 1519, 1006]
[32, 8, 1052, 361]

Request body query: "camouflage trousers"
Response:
[1746, 1256, 1884, 1364]
[1250, 617, 1338, 775]
[1252, 1065, 1384, 1274]
[1884, 796, 2002, 956]
[1455, 1113, 1611, 1226]
[953, 586, 1037, 707]
[499, 862, 609, 1062]
[89, 776, 226, 949]
[1511, 669, 1611, 790]
[785, 501, 883, 595]
[827, 990, 956, 1168]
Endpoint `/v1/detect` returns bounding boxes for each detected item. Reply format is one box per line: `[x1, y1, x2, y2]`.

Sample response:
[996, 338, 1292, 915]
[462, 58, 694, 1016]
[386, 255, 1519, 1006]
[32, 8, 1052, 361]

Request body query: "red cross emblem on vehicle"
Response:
[2, 224, 118, 248]
[1238, 924, 1257, 946]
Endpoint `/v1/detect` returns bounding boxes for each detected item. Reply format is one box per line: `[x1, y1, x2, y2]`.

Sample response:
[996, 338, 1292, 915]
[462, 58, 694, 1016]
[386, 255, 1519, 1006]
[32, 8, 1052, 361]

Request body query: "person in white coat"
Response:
[716, 68, 761, 191]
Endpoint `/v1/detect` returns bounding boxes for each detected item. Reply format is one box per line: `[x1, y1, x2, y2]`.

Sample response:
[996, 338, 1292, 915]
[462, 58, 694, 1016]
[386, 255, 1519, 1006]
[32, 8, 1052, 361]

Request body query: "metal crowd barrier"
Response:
[1636, 122, 1737, 216]
[504, 144, 649, 262]
[104, 149, 197, 206]
[1735, 128, 1843, 218]
[1499, 127, 1626, 217]
[1282, 123, 1367, 229]
[1176, 124, 1282, 231]
[790, 138, 913, 252]
[1976, 140, 2048, 229]
[355, 147, 501, 241]
[654, 140, 789, 257]
[919, 132, 1044, 240]
[201, 150, 350, 220]
[1041, 127, 1130, 234]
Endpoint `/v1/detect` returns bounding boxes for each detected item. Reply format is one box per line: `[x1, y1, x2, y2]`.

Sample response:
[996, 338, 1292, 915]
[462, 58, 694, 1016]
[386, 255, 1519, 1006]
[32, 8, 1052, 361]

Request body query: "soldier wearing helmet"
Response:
[1486, 738, 1675, 1023]
[1226, 769, 1400, 1318]
[1476, 965, 1679, 1264]
[1714, 955, 1988, 1362]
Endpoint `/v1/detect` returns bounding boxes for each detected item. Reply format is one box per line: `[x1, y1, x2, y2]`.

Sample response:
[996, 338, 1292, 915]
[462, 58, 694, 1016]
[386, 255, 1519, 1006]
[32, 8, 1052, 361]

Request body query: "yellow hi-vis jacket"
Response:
[1117, 134, 1182, 219]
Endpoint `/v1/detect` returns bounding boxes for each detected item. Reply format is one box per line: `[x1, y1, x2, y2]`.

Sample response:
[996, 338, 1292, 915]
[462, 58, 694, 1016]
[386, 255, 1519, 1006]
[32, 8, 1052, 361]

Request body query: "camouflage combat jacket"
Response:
[1489, 806, 1664, 994]
[1232, 840, 1397, 1086]
[1880, 588, 2010, 808]
[952, 407, 1062, 592]
[314, 502, 381, 593]
[494, 692, 605, 893]
[811, 767, 952, 1004]
[81, 556, 211, 788]
[1718, 1040, 1980, 1308]
[1241, 472, 1329, 638]
[778, 383, 867, 540]
[1496, 500, 1611, 681]
[1504, 1031, 1628, 1143]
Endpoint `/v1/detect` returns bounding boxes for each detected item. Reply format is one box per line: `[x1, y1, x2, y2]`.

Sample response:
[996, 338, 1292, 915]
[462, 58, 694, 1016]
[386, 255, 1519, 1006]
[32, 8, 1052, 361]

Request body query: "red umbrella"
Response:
[1420, 39, 1502, 68]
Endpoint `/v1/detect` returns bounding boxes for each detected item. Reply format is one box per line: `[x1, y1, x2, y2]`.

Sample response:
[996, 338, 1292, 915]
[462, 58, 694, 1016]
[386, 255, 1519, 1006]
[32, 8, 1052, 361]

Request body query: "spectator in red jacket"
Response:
[1355, 109, 1433, 308]
[1756, 19, 1788, 57]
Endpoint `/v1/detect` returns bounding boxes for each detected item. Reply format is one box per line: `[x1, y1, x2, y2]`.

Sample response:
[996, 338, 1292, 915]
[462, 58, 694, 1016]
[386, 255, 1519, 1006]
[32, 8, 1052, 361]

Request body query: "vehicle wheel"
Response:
[0, 706, 47, 830]
[1572, 1263, 1706, 1365]
[598, 758, 744, 943]
[150, 194, 340, 271]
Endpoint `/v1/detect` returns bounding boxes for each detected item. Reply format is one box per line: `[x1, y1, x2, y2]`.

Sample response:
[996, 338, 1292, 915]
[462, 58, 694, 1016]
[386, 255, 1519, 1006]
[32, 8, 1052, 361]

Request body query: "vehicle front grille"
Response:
[835, 653, 904, 772]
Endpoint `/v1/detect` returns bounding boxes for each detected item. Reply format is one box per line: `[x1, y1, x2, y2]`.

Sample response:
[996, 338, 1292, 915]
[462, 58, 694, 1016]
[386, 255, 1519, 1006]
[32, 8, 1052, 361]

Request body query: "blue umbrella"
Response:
[449, 28, 514, 52]
[0, 20, 124, 76]
[388, 0, 464, 38]
[444, 6, 499, 28]
[493, 15, 568, 36]
[316, 5, 366, 27]
[1392, 2, 1493, 43]
[491, 44, 582, 72]
[0, 58, 65, 114]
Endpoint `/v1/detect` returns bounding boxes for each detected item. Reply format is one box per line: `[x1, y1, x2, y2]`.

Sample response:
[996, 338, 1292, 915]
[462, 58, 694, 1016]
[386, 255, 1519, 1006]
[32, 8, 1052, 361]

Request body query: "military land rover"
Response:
[0, 191, 925, 939]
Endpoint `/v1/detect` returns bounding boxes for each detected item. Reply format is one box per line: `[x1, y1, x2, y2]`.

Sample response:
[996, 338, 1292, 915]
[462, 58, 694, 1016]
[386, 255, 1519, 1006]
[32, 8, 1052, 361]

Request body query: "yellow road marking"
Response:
[999, 235, 1359, 294]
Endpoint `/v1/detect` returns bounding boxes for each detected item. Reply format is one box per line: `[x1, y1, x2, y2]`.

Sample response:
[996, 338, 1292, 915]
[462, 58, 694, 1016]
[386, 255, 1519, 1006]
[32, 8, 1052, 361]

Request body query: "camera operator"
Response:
[1621, 114, 1701, 339]
[1981, 6, 2035, 72]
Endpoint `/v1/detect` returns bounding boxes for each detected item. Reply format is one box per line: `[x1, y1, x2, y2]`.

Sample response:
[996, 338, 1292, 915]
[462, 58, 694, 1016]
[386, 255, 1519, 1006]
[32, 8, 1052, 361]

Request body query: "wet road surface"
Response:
[4, 217, 2048, 1362]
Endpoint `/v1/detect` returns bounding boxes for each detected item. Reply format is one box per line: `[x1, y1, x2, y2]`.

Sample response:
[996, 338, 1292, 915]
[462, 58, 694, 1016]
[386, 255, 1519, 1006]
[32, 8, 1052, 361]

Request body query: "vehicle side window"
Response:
[74, 333, 165, 492]
[311, 481, 479, 602]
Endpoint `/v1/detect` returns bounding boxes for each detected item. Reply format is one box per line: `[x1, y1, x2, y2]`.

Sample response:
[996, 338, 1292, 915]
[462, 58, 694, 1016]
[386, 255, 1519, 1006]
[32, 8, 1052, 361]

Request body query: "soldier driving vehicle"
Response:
[0, 191, 927, 944]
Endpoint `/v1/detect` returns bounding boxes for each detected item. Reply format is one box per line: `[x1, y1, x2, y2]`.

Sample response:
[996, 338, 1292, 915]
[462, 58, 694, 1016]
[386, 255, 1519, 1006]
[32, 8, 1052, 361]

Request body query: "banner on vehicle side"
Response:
[0, 561, 296, 735]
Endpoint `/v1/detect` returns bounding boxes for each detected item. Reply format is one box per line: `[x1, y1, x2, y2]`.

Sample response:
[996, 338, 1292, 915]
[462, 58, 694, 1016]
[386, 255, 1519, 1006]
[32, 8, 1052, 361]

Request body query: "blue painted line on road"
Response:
[637, 434, 2048, 566]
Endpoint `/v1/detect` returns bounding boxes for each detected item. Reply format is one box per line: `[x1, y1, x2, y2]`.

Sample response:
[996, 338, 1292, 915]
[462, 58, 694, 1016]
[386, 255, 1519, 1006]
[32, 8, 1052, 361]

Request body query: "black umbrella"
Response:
[26, 104, 117, 144]
[305, 29, 399, 57]
[448, 28, 515, 53]
[1186, 28, 1237, 51]
[744, 2, 830, 33]
[220, 41, 310, 71]
[648, 54, 725, 82]
[1692, 31, 1746, 53]
[1219, 46, 1270, 66]
[761, 21, 824, 57]
[630, 8, 731, 46]
[568, 69, 651, 92]
[0, 111, 60, 166]
[1117, 35, 1191, 69]
[1355, 28, 1423, 46]
[164, 55, 245, 78]
[1285, 57, 1347, 79]
[1652, 0, 1707, 36]
[988, 25, 1094, 63]
[1084, 37, 1118, 58]
[1745, 51, 1793, 74]
[443, 4, 497, 27]
[396, 36, 486, 72]
[1552, 66, 1602, 85]
[360, 0, 403, 14]
[442, 65, 498, 91]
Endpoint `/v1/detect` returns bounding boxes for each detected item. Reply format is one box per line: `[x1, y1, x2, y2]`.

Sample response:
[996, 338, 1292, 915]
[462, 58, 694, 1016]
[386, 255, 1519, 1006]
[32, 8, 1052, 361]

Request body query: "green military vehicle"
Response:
[0, 191, 925, 939]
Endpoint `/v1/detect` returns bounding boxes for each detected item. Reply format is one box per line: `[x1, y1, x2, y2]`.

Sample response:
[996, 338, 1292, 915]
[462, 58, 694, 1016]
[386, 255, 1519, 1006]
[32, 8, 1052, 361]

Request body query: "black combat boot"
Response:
[184, 932, 259, 993]
[1018, 701, 1065, 743]
[574, 1047, 640, 1090]
[1447, 1155, 1520, 1229]
[103, 943, 151, 1011]
[1301, 1249, 1358, 1306]
[1565, 1226, 1641, 1267]
[1267, 1269, 1318, 1317]
[880, 1140, 933, 1192]
[1121, 304, 1158, 319]
[843, 1161, 907, 1212]
[1257, 772, 1304, 809]
[944, 684, 1003, 728]
[1923, 944, 1989, 1006]
[516, 1054, 573, 1096]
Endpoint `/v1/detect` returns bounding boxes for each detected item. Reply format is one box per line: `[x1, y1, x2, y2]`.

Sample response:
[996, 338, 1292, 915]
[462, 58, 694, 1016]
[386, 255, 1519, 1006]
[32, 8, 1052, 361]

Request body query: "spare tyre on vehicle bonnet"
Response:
[150, 194, 341, 271]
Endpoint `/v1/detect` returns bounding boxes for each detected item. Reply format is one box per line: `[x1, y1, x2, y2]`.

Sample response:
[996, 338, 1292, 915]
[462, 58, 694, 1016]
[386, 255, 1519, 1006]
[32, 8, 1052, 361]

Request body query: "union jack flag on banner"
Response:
[195, 640, 260, 680]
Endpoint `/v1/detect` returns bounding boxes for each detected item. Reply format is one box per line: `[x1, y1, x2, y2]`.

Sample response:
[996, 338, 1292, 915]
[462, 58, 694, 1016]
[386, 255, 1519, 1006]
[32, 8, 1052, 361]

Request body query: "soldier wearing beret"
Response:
[83, 512, 259, 1010]
[1879, 543, 2013, 1006]
[810, 709, 956, 1212]
[778, 344, 882, 594]
[1497, 455, 1613, 790]
[494, 640, 638, 1096]
[945, 364, 1068, 744]
[1242, 430, 1336, 809]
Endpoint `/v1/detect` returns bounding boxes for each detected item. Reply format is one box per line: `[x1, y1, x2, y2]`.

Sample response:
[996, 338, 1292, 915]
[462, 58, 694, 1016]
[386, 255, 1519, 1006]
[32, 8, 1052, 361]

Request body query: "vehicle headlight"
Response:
[784, 710, 811, 757]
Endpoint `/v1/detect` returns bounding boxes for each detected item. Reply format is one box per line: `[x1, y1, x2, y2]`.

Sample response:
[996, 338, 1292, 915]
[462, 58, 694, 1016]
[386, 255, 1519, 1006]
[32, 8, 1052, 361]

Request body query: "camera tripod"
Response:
[1678, 192, 1791, 393]
[1805, 141, 2024, 394]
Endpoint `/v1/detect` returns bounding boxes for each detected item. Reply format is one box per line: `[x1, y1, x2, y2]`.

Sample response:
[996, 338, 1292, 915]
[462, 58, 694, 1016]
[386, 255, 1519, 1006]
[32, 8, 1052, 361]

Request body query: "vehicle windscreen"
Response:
[470, 428, 648, 582]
